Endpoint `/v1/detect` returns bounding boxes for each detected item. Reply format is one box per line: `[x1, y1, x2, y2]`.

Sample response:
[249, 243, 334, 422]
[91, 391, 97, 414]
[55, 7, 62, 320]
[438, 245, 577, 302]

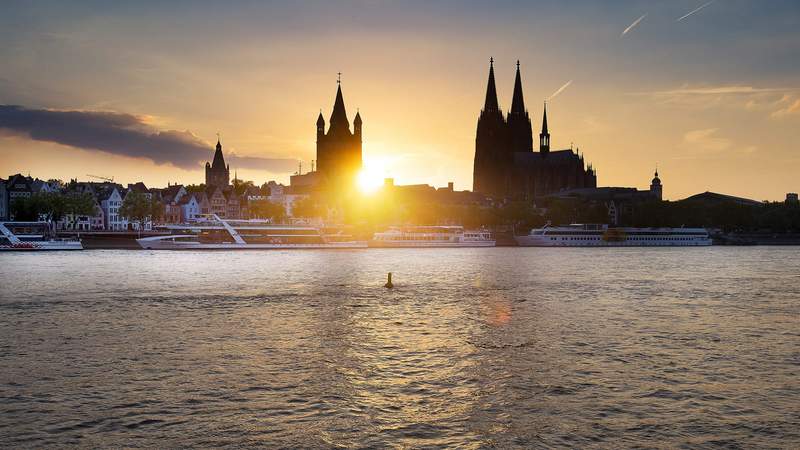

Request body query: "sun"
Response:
[357, 166, 385, 194]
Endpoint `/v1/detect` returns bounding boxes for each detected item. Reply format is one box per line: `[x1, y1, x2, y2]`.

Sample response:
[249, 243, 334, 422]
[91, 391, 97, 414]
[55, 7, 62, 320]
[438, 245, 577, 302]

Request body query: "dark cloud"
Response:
[0, 105, 297, 172]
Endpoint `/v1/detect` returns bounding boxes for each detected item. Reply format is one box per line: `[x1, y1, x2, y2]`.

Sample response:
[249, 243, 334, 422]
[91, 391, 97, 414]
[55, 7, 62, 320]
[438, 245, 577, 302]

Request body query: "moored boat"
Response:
[0, 221, 83, 251]
[515, 223, 712, 247]
[369, 226, 495, 248]
[137, 214, 367, 250]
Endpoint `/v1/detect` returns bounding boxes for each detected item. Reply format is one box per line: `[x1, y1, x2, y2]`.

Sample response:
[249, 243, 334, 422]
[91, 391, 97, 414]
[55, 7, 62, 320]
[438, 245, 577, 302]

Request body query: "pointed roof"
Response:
[483, 58, 499, 112]
[541, 102, 549, 134]
[354, 110, 362, 126]
[316, 110, 325, 126]
[329, 83, 350, 132]
[510, 60, 526, 115]
[211, 139, 226, 170]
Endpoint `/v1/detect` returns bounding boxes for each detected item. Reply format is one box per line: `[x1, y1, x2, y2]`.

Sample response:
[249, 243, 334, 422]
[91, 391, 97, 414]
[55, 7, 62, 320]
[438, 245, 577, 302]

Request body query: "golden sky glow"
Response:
[1, 1, 799, 200]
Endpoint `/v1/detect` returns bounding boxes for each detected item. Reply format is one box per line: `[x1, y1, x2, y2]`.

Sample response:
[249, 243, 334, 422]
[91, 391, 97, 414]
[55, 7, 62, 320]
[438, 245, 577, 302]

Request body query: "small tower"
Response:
[354, 110, 362, 138]
[540, 102, 550, 154]
[316, 110, 325, 140]
[650, 169, 662, 200]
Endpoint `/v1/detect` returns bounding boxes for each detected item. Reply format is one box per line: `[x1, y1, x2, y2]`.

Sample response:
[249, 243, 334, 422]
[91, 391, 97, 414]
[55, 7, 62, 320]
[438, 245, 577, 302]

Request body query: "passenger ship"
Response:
[369, 226, 495, 248]
[0, 221, 83, 251]
[515, 223, 712, 247]
[137, 215, 367, 250]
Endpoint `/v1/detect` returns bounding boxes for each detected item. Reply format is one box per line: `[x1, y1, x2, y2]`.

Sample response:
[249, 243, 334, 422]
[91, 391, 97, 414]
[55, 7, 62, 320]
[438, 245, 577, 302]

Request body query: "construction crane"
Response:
[86, 174, 114, 182]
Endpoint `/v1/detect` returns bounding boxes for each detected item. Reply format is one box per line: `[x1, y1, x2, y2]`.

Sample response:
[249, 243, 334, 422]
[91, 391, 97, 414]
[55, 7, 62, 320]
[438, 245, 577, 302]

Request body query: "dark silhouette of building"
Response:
[205, 139, 230, 188]
[316, 79, 362, 191]
[650, 170, 662, 200]
[473, 59, 596, 199]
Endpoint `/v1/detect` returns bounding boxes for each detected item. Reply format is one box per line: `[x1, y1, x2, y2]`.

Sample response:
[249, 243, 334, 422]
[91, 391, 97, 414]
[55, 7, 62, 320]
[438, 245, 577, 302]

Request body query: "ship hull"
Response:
[368, 240, 496, 248]
[515, 236, 712, 247]
[137, 239, 367, 250]
[0, 241, 83, 251]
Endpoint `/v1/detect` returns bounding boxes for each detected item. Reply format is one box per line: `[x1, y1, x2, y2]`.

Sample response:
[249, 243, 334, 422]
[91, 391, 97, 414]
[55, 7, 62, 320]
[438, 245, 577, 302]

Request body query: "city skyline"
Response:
[1, 1, 799, 200]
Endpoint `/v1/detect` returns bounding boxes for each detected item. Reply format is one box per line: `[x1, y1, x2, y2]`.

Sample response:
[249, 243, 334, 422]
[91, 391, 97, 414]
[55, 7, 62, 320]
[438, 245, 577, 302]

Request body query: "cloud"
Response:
[683, 128, 731, 152]
[648, 85, 791, 97]
[621, 13, 647, 37]
[771, 98, 800, 118]
[0, 105, 297, 172]
[635, 85, 800, 112]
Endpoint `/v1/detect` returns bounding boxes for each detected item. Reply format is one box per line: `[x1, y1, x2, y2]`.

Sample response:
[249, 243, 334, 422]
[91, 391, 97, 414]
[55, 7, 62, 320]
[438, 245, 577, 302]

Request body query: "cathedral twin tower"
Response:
[473, 59, 596, 199]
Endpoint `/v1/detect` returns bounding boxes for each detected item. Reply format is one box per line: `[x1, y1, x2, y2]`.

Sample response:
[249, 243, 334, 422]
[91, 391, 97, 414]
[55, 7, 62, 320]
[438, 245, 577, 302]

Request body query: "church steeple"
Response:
[540, 102, 550, 154]
[483, 58, 499, 112]
[329, 76, 350, 133]
[510, 60, 526, 115]
[212, 138, 226, 169]
[206, 135, 230, 188]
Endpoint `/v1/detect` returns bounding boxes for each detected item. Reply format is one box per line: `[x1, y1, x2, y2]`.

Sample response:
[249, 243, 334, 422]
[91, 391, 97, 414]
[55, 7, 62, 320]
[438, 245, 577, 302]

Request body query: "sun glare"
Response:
[357, 166, 385, 193]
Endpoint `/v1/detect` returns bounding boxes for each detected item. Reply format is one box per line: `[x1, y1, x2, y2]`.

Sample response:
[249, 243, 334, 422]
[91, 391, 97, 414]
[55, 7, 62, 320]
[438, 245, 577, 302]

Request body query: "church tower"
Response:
[650, 169, 662, 200]
[473, 58, 508, 195]
[539, 102, 550, 154]
[315, 77, 363, 190]
[507, 60, 533, 154]
[205, 138, 230, 188]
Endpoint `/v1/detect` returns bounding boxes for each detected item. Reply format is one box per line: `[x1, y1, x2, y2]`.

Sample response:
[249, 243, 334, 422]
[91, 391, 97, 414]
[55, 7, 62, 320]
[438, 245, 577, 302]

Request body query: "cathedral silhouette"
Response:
[473, 59, 596, 199]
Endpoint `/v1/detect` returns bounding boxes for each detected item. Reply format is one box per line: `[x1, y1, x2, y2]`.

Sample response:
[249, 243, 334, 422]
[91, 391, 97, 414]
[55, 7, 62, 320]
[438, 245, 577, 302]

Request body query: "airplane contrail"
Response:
[548, 80, 573, 100]
[677, 0, 715, 22]
[621, 13, 647, 37]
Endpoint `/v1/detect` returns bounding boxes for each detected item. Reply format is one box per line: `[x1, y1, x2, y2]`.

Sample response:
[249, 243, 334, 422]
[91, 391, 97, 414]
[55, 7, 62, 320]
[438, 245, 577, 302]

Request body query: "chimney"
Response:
[447, 182, 454, 192]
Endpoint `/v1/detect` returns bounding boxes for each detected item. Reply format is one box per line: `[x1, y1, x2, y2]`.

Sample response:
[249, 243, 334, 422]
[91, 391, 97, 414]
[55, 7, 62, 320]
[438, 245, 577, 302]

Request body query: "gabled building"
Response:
[206, 185, 227, 217]
[6, 174, 34, 206]
[224, 189, 241, 219]
[179, 194, 201, 222]
[96, 184, 128, 231]
[157, 184, 187, 224]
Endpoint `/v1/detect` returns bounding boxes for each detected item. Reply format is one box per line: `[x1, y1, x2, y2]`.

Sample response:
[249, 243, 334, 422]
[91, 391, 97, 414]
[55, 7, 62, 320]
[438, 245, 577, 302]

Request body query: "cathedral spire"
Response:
[540, 102, 550, 154]
[541, 102, 549, 134]
[329, 81, 350, 132]
[483, 57, 499, 112]
[510, 60, 526, 115]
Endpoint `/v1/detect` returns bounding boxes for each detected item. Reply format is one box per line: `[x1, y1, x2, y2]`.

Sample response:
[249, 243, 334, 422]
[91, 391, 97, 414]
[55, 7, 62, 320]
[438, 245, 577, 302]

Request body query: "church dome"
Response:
[651, 170, 661, 185]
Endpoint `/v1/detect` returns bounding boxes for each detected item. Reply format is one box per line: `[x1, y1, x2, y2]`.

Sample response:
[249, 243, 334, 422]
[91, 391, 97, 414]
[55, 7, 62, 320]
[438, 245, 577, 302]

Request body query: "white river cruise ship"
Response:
[0, 221, 83, 251]
[369, 226, 495, 248]
[515, 223, 712, 247]
[137, 215, 367, 250]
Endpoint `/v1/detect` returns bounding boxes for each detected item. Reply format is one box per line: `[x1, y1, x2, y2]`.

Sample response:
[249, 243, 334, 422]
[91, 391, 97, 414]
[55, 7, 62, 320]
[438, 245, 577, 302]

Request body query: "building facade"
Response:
[0, 179, 7, 220]
[473, 59, 596, 199]
[315, 81, 362, 191]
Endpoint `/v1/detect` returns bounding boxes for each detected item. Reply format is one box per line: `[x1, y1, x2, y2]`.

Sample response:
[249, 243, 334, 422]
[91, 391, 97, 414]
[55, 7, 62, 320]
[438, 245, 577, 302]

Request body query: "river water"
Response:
[1, 248, 799, 448]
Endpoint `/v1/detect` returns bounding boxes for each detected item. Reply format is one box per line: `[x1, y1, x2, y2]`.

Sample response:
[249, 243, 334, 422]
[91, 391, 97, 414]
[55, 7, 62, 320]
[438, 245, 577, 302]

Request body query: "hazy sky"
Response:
[1, 0, 799, 200]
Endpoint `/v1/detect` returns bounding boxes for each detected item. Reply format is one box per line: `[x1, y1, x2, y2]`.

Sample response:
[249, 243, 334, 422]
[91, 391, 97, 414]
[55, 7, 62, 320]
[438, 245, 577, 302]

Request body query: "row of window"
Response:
[551, 236, 701, 241]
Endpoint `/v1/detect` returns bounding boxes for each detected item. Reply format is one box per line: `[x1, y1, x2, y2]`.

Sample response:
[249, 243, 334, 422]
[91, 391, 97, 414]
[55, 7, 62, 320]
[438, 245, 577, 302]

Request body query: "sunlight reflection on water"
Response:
[1, 247, 799, 447]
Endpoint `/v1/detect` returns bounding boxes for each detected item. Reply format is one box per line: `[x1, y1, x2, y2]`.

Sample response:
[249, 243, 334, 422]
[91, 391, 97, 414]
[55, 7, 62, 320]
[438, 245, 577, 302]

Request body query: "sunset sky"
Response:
[1, 0, 799, 200]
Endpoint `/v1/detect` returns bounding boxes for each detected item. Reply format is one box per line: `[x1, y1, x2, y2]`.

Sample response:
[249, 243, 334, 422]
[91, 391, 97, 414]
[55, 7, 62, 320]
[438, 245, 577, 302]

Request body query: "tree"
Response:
[10, 192, 96, 224]
[291, 196, 327, 219]
[120, 192, 161, 235]
[248, 199, 286, 221]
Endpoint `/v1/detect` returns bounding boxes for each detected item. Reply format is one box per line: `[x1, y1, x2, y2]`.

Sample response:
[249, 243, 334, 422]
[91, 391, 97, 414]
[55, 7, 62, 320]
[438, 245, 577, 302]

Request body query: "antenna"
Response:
[337, 72, 341, 85]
